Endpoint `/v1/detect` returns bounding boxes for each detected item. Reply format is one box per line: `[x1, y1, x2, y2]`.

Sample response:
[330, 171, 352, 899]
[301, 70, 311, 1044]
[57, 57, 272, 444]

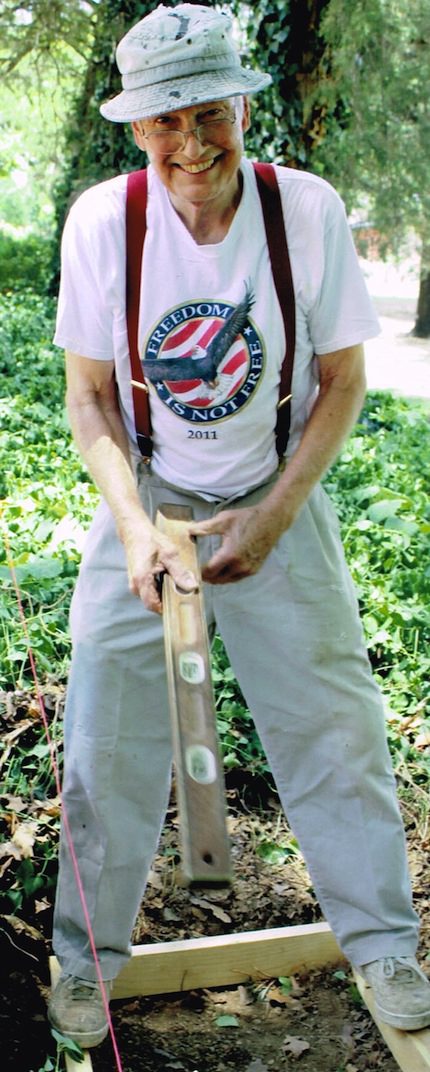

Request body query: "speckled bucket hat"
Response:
[100, 3, 272, 122]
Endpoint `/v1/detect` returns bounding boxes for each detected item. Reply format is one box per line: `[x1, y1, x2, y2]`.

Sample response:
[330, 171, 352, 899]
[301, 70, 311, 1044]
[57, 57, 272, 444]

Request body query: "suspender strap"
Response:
[126, 163, 296, 461]
[253, 162, 296, 459]
[125, 168, 152, 459]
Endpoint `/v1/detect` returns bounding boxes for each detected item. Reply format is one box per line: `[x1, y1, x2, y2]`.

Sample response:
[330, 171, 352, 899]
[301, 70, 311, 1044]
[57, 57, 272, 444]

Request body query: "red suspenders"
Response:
[125, 163, 295, 462]
[126, 169, 152, 460]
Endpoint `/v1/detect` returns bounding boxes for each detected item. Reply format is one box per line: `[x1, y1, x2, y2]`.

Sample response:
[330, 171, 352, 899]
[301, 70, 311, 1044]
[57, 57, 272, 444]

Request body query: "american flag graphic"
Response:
[158, 316, 250, 408]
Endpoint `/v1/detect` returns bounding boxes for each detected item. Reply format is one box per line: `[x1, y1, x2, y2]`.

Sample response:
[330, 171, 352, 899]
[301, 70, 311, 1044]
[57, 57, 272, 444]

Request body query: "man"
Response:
[49, 2, 430, 1049]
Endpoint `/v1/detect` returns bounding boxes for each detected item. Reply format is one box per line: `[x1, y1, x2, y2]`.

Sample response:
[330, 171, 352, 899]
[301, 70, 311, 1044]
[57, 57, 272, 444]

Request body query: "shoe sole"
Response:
[374, 1001, 430, 1032]
[48, 1010, 109, 1048]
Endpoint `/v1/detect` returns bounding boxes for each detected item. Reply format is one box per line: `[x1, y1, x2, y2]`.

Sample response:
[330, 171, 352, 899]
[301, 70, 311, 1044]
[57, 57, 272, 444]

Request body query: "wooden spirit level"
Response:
[156, 503, 232, 888]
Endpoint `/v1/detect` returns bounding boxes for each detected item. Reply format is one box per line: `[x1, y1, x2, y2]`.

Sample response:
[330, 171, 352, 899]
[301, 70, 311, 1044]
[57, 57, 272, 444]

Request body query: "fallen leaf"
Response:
[32, 799, 61, 818]
[12, 821, 38, 858]
[35, 898, 51, 914]
[163, 907, 181, 921]
[283, 1035, 310, 1059]
[0, 855, 14, 876]
[216, 1014, 239, 1028]
[190, 896, 232, 924]
[0, 795, 26, 813]
[266, 984, 297, 1006]
[415, 730, 430, 749]
[209, 904, 232, 923]
[0, 841, 21, 861]
[147, 869, 164, 890]
[2, 915, 45, 941]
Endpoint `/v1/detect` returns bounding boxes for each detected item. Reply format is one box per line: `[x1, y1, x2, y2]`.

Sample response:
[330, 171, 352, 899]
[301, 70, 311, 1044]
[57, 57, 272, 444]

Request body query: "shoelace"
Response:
[382, 957, 425, 983]
[69, 978, 100, 1001]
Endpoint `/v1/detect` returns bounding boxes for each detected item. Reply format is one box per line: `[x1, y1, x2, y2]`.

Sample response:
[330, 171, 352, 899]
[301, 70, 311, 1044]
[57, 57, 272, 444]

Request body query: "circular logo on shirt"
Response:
[142, 289, 264, 423]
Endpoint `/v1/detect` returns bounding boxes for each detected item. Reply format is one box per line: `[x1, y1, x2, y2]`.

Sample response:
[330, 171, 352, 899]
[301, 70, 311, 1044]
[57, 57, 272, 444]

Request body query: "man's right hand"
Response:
[121, 518, 197, 614]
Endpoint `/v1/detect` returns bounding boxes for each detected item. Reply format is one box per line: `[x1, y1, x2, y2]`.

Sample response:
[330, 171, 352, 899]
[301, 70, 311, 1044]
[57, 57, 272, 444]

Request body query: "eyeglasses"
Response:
[141, 112, 237, 156]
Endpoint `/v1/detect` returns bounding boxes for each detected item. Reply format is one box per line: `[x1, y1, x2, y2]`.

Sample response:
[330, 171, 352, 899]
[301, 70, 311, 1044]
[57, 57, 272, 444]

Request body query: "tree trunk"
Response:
[413, 248, 430, 338]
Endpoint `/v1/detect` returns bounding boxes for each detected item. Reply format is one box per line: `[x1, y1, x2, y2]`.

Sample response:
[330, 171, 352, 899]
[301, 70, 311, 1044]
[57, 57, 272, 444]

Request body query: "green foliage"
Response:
[314, 0, 430, 251]
[0, 0, 95, 78]
[211, 634, 271, 778]
[0, 291, 98, 688]
[0, 23, 90, 299]
[325, 393, 430, 738]
[256, 838, 300, 865]
[49, 0, 174, 281]
[0, 230, 53, 292]
[0, 687, 62, 912]
[50, 1030, 85, 1066]
[215, 1014, 240, 1028]
[32, 1031, 85, 1072]
[232, 0, 332, 165]
[212, 392, 430, 791]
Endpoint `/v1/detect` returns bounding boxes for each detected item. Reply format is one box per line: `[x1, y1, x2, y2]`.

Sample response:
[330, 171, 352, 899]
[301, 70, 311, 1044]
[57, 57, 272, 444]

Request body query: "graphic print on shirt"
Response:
[142, 283, 265, 424]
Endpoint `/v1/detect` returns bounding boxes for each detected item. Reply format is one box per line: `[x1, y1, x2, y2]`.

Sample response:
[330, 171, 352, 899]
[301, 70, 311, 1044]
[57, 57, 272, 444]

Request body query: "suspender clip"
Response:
[136, 432, 153, 461]
[131, 379, 149, 393]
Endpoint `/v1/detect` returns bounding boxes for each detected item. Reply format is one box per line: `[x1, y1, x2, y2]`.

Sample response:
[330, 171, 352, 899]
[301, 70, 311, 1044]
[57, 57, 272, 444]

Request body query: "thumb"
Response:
[189, 517, 224, 538]
[164, 558, 198, 592]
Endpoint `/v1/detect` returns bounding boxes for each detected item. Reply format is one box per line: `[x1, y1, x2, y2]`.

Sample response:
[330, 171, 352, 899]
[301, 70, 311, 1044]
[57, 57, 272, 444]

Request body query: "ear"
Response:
[241, 96, 251, 134]
[131, 121, 146, 151]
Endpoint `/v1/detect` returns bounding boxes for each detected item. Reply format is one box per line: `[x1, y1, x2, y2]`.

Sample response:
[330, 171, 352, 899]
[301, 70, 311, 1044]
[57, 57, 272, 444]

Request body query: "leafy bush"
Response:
[326, 394, 430, 728]
[0, 229, 53, 294]
[0, 291, 98, 688]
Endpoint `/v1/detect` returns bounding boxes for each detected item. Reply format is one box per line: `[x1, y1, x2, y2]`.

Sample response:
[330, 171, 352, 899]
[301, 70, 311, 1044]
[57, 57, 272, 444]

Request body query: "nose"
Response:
[181, 128, 206, 159]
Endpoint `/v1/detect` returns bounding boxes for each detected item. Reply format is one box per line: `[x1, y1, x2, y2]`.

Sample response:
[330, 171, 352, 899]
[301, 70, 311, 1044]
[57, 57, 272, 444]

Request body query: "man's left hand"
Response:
[189, 505, 284, 584]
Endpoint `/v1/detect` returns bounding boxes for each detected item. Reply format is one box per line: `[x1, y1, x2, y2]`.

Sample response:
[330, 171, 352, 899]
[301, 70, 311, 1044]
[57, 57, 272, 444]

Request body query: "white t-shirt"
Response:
[54, 156, 379, 498]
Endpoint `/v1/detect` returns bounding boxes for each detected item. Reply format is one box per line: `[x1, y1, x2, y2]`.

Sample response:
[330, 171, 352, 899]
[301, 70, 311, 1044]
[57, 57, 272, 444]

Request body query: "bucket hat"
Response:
[100, 3, 272, 122]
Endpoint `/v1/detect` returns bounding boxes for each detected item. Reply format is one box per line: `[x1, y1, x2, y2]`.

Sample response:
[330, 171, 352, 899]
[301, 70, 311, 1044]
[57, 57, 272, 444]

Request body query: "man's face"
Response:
[132, 97, 250, 209]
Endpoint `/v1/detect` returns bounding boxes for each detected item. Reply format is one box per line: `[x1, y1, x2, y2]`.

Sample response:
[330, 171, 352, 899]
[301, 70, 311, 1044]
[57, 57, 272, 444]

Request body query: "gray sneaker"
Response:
[360, 956, 430, 1031]
[48, 973, 112, 1048]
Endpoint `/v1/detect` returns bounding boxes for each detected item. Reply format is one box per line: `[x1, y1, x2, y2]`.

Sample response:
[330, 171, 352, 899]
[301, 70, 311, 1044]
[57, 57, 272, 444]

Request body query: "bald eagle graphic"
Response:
[142, 283, 254, 387]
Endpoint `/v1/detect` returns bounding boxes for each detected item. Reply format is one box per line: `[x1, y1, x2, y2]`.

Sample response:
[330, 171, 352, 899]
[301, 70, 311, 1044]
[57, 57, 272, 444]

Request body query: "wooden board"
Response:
[50, 922, 343, 1003]
[354, 969, 430, 1072]
[49, 931, 430, 1072]
[109, 921, 344, 998]
[156, 503, 231, 887]
[63, 1053, 93, 1072]
[50, 923, 343, 1071]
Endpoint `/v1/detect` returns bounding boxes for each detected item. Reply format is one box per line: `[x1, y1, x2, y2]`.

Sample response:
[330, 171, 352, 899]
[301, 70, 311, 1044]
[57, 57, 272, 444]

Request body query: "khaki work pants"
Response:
[53, 469, 419, 980]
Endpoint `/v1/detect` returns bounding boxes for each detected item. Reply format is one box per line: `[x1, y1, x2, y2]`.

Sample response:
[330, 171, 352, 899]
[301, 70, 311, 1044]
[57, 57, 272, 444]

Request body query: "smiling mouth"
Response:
[176, 156, 221, 175]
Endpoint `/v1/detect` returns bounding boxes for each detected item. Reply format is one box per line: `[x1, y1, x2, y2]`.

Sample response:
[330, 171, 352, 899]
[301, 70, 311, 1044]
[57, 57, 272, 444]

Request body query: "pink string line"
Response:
[1, 519, 124, 1072]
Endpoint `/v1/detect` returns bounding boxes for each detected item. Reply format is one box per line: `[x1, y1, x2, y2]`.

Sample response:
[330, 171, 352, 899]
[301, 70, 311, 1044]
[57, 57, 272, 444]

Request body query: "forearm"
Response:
[262, 348, 366, 533]
[67, 388, 152, 540]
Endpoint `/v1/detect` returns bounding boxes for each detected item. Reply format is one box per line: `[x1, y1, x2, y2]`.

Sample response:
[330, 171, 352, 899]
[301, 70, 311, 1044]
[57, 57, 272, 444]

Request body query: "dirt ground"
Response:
[2, 770, 430, 1072]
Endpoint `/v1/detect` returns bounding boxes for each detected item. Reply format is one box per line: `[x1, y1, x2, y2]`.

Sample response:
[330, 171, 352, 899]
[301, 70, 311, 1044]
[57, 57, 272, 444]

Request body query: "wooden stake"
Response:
[156, 503, 231, 887]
